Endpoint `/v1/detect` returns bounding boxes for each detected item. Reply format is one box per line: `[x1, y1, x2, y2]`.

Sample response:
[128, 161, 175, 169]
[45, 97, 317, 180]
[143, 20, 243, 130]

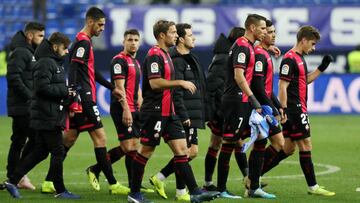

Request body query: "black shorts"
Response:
[207, 111, 223, 137]
[269, 123, 282, 137]
[69, 101, 103, 132]
[139, 113, 186, 146]
[282, 111, 310, 141]
[222, 99, 252, 142]
[110, 104, 140, 141]
[184, 127, 198, 148]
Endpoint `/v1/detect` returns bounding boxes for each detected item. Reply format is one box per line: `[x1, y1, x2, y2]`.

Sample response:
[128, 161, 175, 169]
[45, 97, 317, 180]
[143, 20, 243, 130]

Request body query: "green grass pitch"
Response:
[1, 115, 360, 202]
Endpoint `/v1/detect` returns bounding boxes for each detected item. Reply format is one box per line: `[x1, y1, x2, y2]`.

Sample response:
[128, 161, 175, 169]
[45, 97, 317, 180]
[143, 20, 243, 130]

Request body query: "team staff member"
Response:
[128, 20, 219, 203]
[149, 23, 207, 201]
[5, 21, 45, 190]
[86, 29, 152, 193]
[278, 25, 335, 196]
[4, 32, 80, 199]
[41, 7, 128, 195]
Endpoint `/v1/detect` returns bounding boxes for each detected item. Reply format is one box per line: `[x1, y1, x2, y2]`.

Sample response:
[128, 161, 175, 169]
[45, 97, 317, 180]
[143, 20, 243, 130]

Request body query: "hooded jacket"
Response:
[30, 39, 68, 130]
[170, 47, 206, 129]
[6, 31, 37, 116]
[205, 33, 232, 121]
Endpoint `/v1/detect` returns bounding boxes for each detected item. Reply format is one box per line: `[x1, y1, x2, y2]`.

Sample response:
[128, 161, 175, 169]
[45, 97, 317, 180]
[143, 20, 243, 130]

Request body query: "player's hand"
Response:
[318, 55, 334, 72]
[112, 88, 125, 102]
[183, 119, 191, 127]
[122, 109, 133, 127]
[69, 111, 75, 118]
[181, 81, 196, 94]
[275, 114, 281, 122]
[280, 108, 287, 124]
[269, 46, 281, 58]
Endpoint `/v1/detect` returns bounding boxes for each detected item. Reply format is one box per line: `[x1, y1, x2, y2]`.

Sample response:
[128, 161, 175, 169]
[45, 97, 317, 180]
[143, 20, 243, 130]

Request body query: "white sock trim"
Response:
[156, 172, 166, 181]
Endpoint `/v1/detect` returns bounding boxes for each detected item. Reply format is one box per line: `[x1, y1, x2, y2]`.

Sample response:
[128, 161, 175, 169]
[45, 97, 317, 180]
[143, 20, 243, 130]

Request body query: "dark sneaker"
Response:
[190, 190, 220, 203]
[0, 183, 5, 190]
[128, 192, 154, 203]
[202, 184, 217, 191]
[4, 181, 21, 198]
[55, 190, 81, 199]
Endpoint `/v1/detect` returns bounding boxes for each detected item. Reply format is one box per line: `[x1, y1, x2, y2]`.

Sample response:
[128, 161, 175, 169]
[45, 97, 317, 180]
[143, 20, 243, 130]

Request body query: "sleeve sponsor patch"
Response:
[281, 64, 290, 75]
[151, 62, 159, 73]
[76, 47, 85, 57]
[113, 63, 122, 74]
[237, 52, 246, 63]
[255, 61, 263, 72]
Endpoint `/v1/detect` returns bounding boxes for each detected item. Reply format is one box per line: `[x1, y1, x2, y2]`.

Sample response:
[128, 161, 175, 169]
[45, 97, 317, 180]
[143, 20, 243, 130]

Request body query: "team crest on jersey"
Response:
[114, 63, 122, 74]
[255, 61, 263, 72]
[237, 52, 246, 63]
[281, 64, 290, 75]
[151, 62, 159, 73]
[76, 47, 85, 57]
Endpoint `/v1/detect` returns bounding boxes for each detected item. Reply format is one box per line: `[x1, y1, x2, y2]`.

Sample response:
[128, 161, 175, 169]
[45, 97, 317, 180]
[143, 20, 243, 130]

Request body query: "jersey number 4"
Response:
[154, 121, 162, 132]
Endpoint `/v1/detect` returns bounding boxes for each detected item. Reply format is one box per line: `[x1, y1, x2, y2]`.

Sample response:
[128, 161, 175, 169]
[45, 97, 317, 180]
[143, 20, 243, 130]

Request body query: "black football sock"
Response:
[174, 155, 198, 194]
[94, 147, 117, 185]
[261, 145, 278, 175]
[204, 147, 219, 182]
[249, 139, 267, 190]
[234, 145, 248, 177]
[131, 153, 148, 193]
[125, 150, 137, 187]
[299, 151, 317, 187]
[175, 157, 192, 190]
[262, 149, 289, 176]
[91, 145, 125, 175]
[217, 143, 235, 192]
[160, 158, 175, 178]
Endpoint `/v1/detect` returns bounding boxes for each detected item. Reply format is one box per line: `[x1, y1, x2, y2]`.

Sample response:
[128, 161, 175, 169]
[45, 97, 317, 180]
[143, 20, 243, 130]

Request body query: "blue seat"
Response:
[62, 19, 78, 37]
[47, 4, 58, 20]
[46, 20, 61, 35]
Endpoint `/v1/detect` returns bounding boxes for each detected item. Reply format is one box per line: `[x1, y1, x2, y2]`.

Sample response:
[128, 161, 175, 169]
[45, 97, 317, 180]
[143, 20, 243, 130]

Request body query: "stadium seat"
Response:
[47, 4, 58, 20]
[46, 20, 61, 35]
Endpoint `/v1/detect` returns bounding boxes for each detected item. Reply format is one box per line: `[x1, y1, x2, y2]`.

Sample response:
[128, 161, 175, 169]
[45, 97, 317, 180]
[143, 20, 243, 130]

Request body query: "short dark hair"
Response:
[176, 23, 191, 45]
[244, 14, 266, 30]
[124, 29, 140, 38]
[227, 27, 245, 44]
[49, 32, 71, 48]
[24, 21, 45, 33]
[296, 25, 321, 42]
[153, 20, 176, 40]
[266, 19, 273, 27]
[86, 7, 106, 21]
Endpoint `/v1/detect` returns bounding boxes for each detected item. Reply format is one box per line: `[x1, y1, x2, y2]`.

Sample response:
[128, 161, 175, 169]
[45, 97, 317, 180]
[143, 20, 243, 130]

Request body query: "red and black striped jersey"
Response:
[279, 49, 308, 113]
[223, 36, 255, 102]
[253, 45, 274, 99]
[68, 32, 96, 102]
[141, 46, 175, 117]
[110, 51, 141, 112]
